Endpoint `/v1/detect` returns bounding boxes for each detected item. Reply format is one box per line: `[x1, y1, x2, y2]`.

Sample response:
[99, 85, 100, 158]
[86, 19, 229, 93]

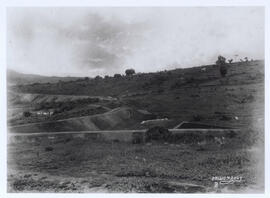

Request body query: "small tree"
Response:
[114, 74, 121, 78]
[216, 55, 226, 65]
[244, 57, 249, 62]
[125, 69, 135, 76]
[94, 75, 102, 80]
[216, 55, 227, 77]
[23, 111, 31, 117]
[228, 59, 233, 64]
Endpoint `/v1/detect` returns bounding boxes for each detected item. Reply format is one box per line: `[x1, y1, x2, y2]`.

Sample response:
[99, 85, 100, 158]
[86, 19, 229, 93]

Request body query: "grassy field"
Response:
[8, 132, 264, 193]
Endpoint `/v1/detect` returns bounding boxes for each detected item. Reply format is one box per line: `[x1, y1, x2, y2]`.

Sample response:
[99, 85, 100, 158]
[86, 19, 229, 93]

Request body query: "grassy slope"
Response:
[9, 107, 151, 133]
[10, 61, 264, 130]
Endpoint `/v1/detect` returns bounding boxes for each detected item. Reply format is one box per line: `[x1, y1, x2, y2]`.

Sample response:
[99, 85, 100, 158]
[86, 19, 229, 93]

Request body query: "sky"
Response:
[7, 7, 264, 77]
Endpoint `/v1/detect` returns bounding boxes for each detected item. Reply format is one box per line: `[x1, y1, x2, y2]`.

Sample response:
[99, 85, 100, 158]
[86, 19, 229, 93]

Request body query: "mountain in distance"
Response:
[7, 69, 83, 85]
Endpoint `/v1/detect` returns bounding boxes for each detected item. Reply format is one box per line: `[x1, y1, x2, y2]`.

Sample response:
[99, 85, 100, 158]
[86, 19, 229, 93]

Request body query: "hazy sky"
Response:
[7, 7, 264, 77]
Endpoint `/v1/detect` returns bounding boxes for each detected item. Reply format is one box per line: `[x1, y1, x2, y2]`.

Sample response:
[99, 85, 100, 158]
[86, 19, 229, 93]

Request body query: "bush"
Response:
[45, 146, 54, 152]
[216, 55, 227, 77]
[23, 111, 31, 117]
[125, 69, 135, 76]
[145, 126, 171, 142]
[94, 75, 102, 80]
[220, 66, 227, 77]
[114, 74, 121, 78]
[216, 55, 226, 65]
[132, 132, 144, 144]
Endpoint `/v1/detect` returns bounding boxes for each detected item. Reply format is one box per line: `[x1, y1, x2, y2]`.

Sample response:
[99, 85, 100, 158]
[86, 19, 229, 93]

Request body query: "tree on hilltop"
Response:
[216, 55, 227, 77]
[125, 69, 135, 76]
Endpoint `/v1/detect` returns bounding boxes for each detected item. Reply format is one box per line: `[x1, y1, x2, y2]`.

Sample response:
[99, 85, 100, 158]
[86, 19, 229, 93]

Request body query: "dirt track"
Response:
[8, 107, 149, 133]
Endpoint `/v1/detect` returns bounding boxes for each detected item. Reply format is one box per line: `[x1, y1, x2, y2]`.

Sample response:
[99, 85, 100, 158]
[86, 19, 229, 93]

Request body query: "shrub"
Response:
[23, 111, 31, 117]
[45, 146, 54, 152]
[216, 55, 227, 77]
[125, 69, 135, 76]
[132, 132, 144, 144]
[216, 55, 226, 65]
[94, 75, 102, 80]
[114, 74, 121, 78]
[145, 126, 171, 142]
[220, 67, 227, 77]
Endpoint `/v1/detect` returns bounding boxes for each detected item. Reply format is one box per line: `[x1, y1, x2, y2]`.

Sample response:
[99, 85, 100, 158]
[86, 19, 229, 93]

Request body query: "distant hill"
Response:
[7, 69, 83, 85]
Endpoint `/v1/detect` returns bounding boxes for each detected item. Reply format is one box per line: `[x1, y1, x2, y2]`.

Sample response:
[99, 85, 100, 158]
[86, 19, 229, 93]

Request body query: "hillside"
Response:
[7, 60, 265, 193]
[8, 60, 264, 132]
[10, 61, 263, 96]
[9, 107, 153, 133]
[7, 69, 83, 85]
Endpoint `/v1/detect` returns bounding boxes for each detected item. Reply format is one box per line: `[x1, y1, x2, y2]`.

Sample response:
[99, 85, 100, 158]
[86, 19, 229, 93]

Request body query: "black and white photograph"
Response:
[0, 1, 269, 195]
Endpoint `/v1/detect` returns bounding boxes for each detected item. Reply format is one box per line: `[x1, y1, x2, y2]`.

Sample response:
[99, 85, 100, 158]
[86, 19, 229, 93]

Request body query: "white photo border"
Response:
[0, 0, 269, 198]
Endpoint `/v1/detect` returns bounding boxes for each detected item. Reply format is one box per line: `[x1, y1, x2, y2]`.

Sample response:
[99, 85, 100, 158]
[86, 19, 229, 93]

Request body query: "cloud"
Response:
[67, 13, 148, 74]
[7, 7, 264, 77]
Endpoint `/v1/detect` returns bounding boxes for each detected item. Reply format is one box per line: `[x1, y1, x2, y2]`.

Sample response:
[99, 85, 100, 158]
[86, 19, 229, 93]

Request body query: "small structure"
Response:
[141, 118, 170, 128]
[35, 110, 54, 116]
[174, 121, 231, 129]
[141, 118, 169, 125]
[201, 67, 206, 72]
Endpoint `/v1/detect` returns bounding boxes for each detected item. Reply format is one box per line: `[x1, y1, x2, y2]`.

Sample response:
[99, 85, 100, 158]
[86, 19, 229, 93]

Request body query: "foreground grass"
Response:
[8, 135, 262, 193]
